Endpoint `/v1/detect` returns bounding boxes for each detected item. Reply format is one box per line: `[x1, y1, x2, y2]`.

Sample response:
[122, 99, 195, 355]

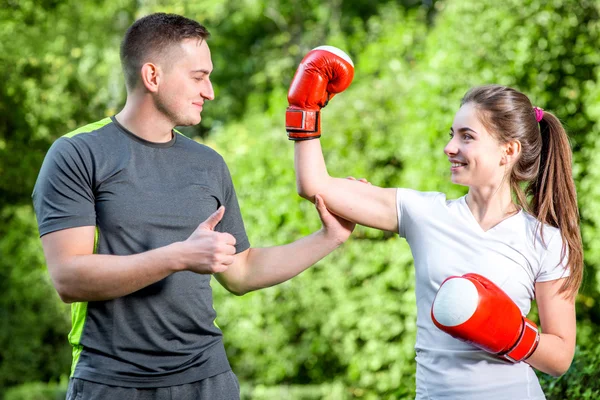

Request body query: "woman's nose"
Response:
[444, 139, 457, 157]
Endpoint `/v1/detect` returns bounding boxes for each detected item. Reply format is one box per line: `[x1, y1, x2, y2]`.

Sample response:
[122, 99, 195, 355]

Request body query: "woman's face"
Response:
[444, 103, 508, 188]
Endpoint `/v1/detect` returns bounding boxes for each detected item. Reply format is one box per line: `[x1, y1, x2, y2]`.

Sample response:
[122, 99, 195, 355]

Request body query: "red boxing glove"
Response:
[286, 45, 354, 140]
[431, 273, 540, 363]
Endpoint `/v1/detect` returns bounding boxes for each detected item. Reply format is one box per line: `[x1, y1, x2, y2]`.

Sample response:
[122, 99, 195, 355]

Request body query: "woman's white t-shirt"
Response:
[396, 189, 569, 400]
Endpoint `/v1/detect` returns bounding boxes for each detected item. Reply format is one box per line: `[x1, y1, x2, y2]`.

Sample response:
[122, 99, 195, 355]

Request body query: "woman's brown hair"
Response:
[462, 85, 583, 299]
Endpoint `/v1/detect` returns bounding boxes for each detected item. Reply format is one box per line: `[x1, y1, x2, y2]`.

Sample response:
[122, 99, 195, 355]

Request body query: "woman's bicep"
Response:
[319, 179, 398, 232]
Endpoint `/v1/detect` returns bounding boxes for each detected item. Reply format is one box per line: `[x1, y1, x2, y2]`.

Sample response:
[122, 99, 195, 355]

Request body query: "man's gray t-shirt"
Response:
[32, 117, 250, 387]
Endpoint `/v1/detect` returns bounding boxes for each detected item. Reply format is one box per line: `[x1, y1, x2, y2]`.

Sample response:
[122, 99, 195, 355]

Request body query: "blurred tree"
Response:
[0, 0, 134, 209]
[1, 0, 600, 399]
[210, 0, 600, 398]
[0, 206, 71, 389]
[140, 0, 439, 137]
[0, 0, 437, 396]
[0, 0, 134, 394]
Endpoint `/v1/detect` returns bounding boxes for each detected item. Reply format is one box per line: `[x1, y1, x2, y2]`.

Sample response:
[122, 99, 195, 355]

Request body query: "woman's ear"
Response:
[502, 140, 522, 166]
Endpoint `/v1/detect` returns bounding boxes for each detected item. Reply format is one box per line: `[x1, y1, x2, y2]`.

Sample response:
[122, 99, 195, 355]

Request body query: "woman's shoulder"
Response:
[397, 188, 466, 210]
[397, 188, 450, 202]
[520, 210, 562, 249]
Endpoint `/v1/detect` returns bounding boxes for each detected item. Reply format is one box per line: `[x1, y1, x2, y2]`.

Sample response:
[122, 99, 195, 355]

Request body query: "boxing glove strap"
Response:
[286, 109, 321, 140]
[502, 318, 540, 363]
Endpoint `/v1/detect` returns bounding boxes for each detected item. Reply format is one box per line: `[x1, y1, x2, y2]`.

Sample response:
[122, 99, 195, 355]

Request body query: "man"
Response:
[32, 13, 353, 400]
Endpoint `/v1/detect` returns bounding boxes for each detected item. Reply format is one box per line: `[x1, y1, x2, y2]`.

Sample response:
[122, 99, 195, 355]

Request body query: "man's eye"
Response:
[449, 132, 454, 138]
[464, 134, 473, 140]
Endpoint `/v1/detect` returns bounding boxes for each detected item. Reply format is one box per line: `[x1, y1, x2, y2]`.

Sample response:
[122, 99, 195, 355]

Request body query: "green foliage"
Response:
[539, 342, 600, 400]
[0, 207, 71, 391]
[142, 0, 435, 137]
[3, 378, 67, 400]
[206, 12, 425, 392]
[0, 2, 131, 395]
[0, 0, 132, 210]
[1, 0, 600, 398]
[577, 64, 600, 325]
[211, 0, 600, 397]
[240, 382, 349, 400]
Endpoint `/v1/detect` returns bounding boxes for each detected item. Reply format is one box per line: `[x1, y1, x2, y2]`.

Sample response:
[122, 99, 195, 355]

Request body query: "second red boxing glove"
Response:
[286, 45, 354, 140]
[431, 273, 540, 363]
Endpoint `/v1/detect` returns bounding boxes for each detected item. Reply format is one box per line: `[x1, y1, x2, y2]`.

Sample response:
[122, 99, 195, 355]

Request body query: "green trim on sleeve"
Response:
[64, 117, 112, 138]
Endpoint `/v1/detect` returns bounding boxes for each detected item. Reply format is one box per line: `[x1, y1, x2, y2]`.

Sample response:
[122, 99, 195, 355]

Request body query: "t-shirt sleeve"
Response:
[216, 160, 250, 254]
[536, 229, 570, 282]
[32, 138, 96, 236]
[396, 188, 445, 238]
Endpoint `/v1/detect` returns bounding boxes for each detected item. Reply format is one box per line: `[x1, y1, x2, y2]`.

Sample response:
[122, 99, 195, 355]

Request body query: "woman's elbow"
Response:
[296, 181, 317, 201]
[546, 368, 567, 378]
[297, 190, 314, 201]
[551, 359, 573, 377]
[542, 357, 573, 378]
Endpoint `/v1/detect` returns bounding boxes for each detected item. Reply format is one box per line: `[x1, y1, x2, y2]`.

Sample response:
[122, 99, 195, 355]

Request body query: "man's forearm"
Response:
[223, 230, 343, 295]
[51, 243, 183, 303]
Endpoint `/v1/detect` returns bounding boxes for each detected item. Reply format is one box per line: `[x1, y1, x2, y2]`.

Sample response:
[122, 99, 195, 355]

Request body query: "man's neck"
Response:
[115, 96, 174, 143]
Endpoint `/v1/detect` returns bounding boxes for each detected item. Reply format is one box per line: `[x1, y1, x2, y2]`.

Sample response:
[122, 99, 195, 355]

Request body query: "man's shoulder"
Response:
[63, 117, 114, 138]
[54, 117, 121, 149]
[47, 118, 124, 164]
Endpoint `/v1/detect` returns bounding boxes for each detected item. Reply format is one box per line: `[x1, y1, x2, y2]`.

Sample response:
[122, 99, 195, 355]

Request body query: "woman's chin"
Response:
[450, 176, 469, 186]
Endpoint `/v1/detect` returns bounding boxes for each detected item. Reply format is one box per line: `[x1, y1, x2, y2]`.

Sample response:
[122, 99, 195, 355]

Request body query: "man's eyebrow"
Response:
[191, 69, 211, 74]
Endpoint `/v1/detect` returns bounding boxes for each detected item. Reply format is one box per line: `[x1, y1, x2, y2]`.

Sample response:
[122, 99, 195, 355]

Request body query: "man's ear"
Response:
[140, 62, 161, 93]
[502, 139, 522, 166]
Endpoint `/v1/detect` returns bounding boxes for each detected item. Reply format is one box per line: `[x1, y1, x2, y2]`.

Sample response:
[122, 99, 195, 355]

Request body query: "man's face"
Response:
[155, 38, 214, 127]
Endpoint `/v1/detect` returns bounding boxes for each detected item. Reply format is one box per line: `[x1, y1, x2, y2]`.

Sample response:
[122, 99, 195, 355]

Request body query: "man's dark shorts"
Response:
[66, 371, 240, 400]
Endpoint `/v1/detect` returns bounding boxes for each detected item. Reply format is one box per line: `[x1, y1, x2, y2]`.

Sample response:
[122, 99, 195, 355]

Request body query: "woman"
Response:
[291, 81, 583, 399]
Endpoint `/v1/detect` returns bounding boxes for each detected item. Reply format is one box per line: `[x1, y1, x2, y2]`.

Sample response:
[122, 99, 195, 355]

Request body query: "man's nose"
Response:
[202, 79, 215, 101]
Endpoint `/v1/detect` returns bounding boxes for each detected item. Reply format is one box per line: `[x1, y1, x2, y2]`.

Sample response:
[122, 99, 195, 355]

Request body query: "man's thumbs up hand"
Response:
[197, 206, 225, 232]
[178, 207, 237, 274]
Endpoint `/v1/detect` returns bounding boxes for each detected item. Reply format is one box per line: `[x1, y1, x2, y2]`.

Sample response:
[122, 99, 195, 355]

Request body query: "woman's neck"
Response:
[466, 186, 520, 231]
